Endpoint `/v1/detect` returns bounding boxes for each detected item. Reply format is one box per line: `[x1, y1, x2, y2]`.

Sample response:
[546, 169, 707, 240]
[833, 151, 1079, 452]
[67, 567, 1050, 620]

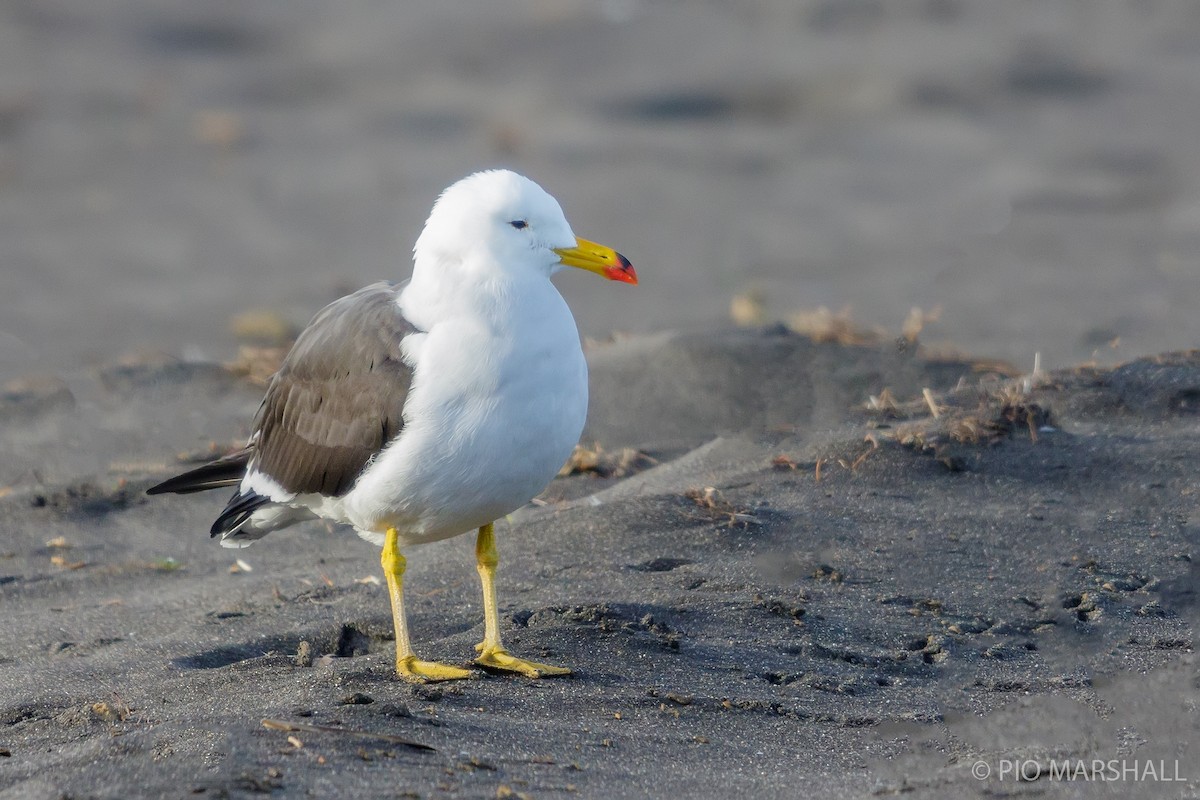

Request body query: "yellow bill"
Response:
[554, 237, 637, 284]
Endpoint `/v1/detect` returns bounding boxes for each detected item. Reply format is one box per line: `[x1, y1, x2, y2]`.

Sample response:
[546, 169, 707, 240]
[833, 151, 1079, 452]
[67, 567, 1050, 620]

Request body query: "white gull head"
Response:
[413, 170, 578, 282]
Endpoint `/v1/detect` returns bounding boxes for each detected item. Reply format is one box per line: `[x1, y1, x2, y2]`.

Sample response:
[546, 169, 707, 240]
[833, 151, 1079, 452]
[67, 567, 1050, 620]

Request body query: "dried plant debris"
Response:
[967, 357, 1024, 378]
[787, 306, 886, 346]
[729, 287, 768, 327]
[865, 387, 899, 416]
[683, 486, 759, 527]
[836, 435, 880, 473]
[229, 308, 298, 345]
[900, 305, 942, 343]
[858, 377, 1056, 470]
[91, 697, 133, 724]
[771, 454, 801, 471]
[557, 443, 657, 479]
[684, 486, 731, 511]
[50, 553, 87, 570]
[57, 693, 134, 726]
[225, 345, 290, 386]
[774, 304, 944, 347]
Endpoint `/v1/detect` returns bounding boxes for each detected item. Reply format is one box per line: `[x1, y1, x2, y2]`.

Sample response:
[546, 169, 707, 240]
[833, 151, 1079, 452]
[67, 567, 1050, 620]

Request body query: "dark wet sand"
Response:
[2, 332, 1199, 799]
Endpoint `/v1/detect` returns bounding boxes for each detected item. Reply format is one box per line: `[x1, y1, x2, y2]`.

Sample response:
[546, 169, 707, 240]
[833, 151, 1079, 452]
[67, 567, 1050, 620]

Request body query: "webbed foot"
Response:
[474, 645, 571, 678]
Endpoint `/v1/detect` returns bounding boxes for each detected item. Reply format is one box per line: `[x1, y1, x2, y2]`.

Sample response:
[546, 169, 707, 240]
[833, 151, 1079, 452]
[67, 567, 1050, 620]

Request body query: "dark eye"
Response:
[509, 220, 528, 230]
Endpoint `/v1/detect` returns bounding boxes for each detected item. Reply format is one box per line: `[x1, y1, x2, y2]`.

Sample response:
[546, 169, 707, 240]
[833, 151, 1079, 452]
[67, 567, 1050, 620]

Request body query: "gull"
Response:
[148, 170, 636, 681]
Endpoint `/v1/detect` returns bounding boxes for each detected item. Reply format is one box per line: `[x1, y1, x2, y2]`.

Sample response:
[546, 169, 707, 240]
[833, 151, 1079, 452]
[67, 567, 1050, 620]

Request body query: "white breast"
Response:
[341, 277, 587, 546]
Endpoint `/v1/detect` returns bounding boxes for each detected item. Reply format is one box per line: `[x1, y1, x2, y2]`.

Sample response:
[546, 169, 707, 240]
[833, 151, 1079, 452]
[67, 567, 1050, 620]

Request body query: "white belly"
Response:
[340, 303, 587, 546]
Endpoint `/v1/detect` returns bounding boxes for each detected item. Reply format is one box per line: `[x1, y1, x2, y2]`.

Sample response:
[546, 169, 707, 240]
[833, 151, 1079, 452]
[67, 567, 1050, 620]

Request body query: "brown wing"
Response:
[252, 282, 418, 497]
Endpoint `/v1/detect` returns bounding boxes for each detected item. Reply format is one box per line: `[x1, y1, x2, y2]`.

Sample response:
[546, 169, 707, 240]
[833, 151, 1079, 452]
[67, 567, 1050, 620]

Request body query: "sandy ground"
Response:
[3, 1, 1200, 798]
[2, 333, 1199, 799]
[4, 0, 1200, 375]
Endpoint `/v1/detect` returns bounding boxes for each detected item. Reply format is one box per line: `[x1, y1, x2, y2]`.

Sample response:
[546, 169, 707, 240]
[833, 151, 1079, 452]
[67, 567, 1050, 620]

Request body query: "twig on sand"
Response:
[922, 388, 941, 419]
[683, 486, 760, 527]
[1021, 351, 1044, 395]
[261, 719, 435, 752]
[837, 435, 879, 473]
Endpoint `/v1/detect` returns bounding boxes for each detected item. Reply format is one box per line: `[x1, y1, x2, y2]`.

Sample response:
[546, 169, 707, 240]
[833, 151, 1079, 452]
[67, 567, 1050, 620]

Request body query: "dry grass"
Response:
[558, 443, 657, 479]
[836, 434, 880, 472]
[91, 695, 133, 724]
[855, 373, 1055, 471]
[771, 454, 800, 471]
[901, 305, 942, 343]
[683, 486, 759, 527]
[865, 387, 899, 415]
[730, 288, 768, 327]
[225, 345, 290, 386]
[229, 308, 297, 345]
[727, 295, 943, 348]
[786, 306, 885, 346]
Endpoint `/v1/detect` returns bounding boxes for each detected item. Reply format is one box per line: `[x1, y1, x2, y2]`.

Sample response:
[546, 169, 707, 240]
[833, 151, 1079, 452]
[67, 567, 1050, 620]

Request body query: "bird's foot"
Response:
[396, 655, 473, 683]
[474, 644, 571, 678]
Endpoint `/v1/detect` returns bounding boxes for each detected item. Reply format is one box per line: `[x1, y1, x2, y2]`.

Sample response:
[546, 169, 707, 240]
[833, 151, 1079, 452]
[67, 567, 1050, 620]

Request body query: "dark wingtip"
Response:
[210, 491, 271, 536]
[144, 448, 253, 496]
[146, 476, 185, 496]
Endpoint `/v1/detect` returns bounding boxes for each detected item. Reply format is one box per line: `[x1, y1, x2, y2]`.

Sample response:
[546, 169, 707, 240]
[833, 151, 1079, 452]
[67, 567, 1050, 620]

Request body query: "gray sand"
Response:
[3, 333, 1199, 798]
[4, 0, 1200, 375]
[3, 1, 1200, 798]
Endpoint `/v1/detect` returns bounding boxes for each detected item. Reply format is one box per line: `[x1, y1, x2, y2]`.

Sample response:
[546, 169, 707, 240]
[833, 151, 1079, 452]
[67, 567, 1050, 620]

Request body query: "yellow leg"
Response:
[473, 523, 571, 678]
[381, 528, 472, 683]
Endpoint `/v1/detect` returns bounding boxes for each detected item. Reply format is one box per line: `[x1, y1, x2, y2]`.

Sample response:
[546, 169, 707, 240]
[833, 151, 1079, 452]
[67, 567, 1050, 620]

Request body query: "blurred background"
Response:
[3, 0, 1200, 378]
